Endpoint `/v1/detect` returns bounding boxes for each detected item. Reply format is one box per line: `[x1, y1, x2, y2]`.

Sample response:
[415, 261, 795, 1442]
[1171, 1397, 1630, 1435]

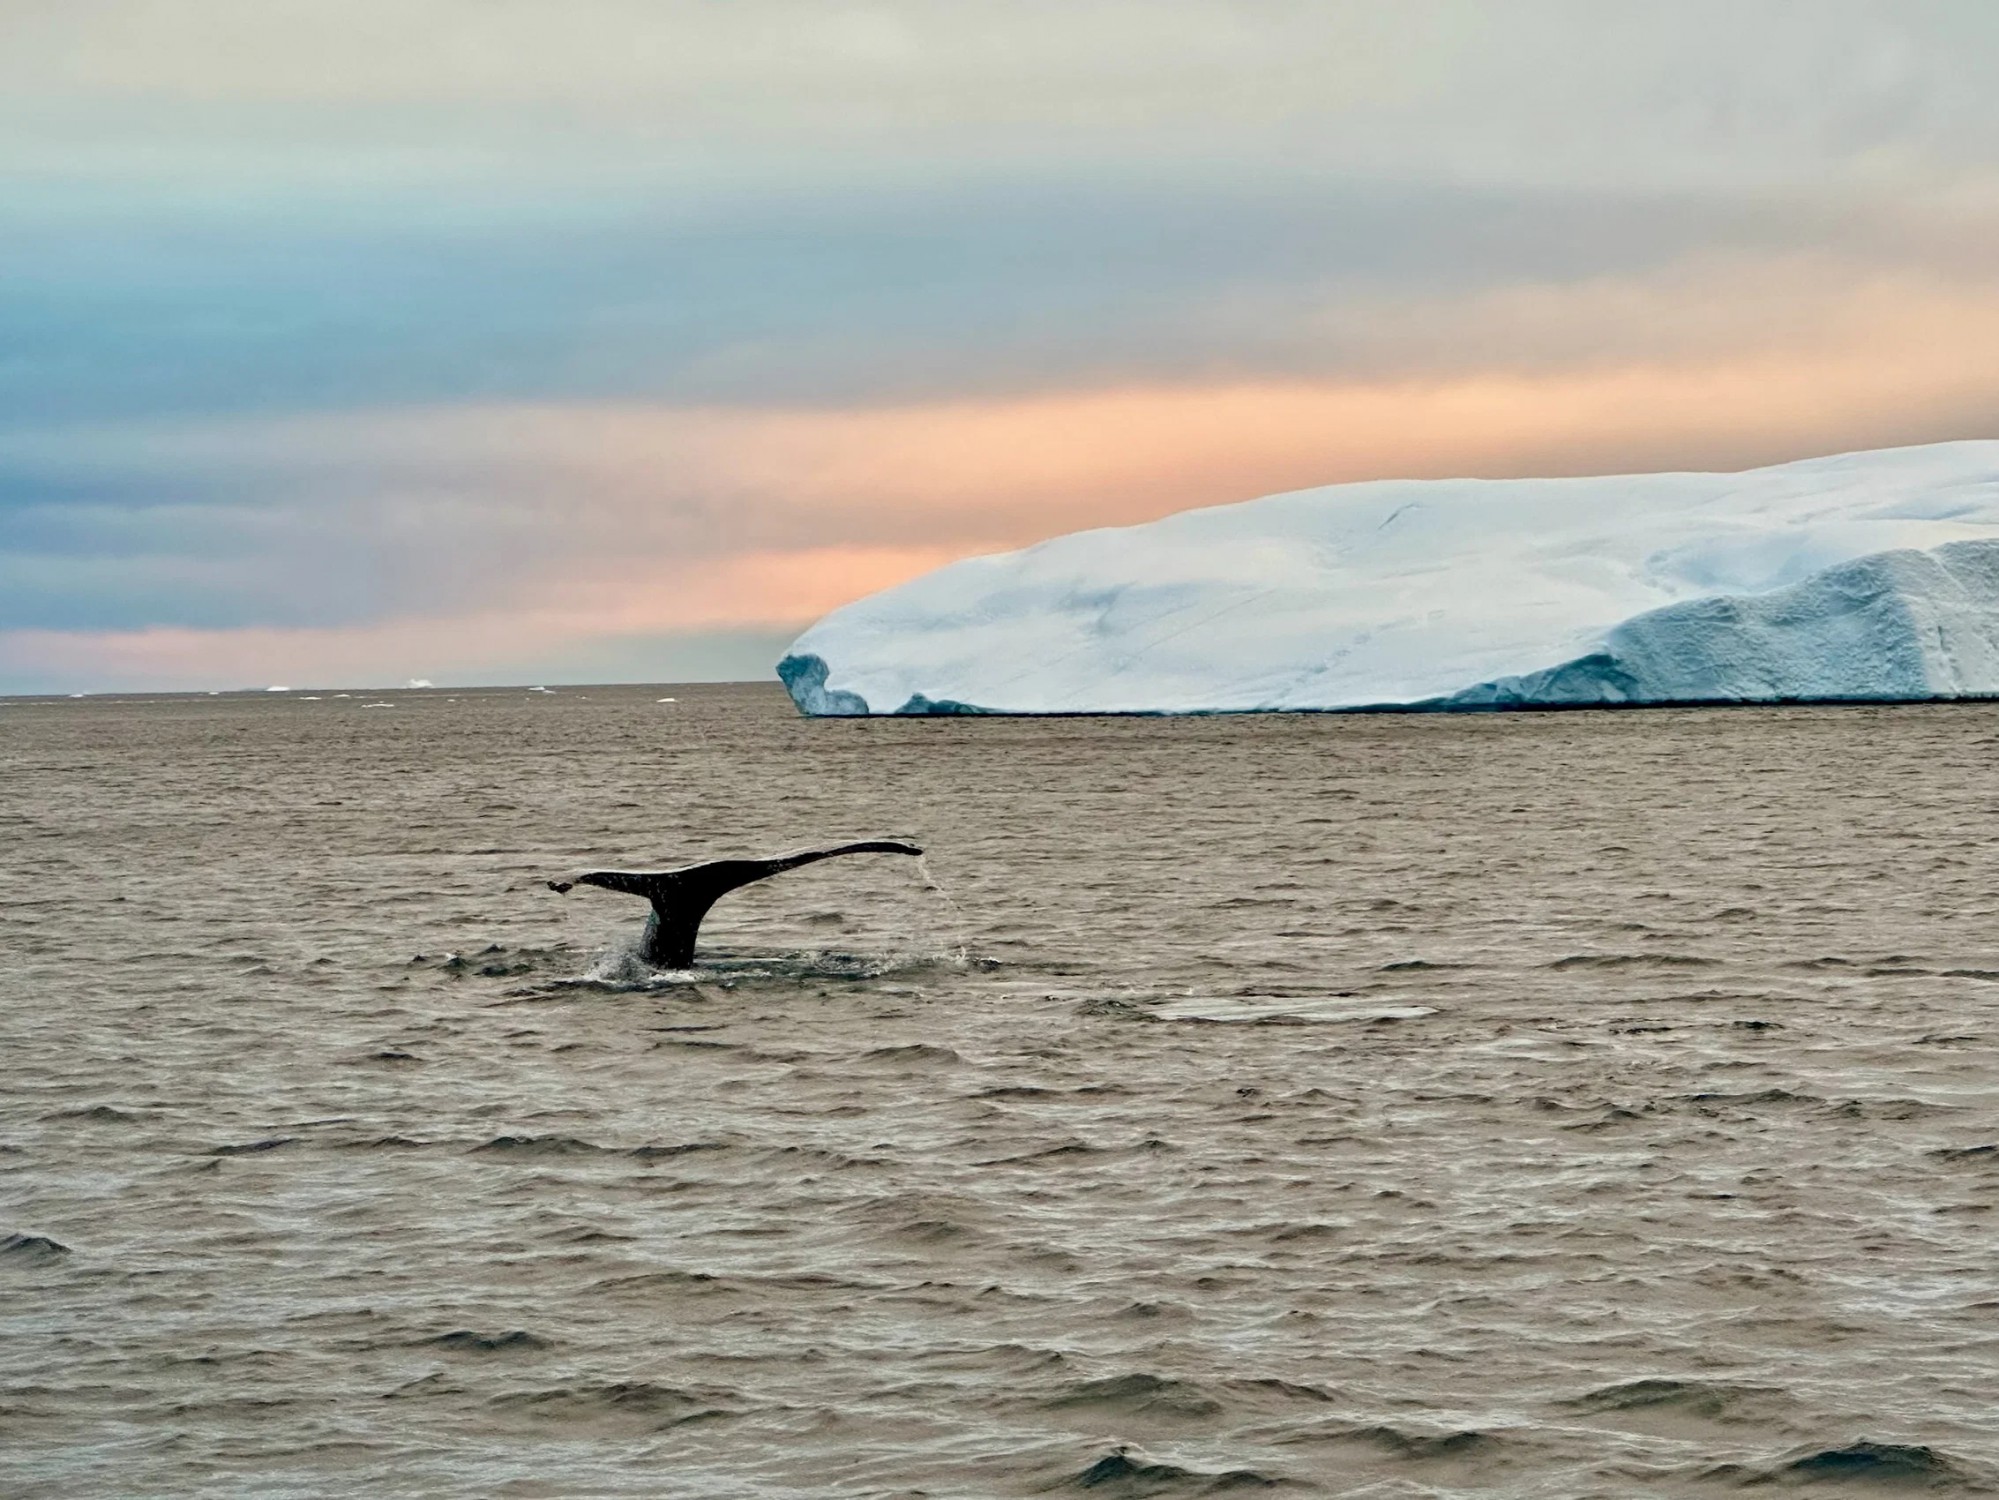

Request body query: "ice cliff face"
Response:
[778, 442, 1999, 715]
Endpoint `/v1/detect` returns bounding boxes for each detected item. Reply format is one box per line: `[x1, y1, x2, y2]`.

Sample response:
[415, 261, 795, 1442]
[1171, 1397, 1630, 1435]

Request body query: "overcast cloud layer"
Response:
[5, 1, 1999, 692]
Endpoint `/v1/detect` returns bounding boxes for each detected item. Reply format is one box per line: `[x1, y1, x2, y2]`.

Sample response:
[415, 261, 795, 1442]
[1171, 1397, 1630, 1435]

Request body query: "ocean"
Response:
[5, 682, 1997, 1496]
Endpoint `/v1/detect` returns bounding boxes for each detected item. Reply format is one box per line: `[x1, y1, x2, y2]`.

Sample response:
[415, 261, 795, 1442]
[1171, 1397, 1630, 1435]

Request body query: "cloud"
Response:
[4, 3, 1998, 689]
[9, 248, 1999, 691]
[7, 2, 1996, 189]
[0, 543, 957, 691]
[4, 171, 1911, 429]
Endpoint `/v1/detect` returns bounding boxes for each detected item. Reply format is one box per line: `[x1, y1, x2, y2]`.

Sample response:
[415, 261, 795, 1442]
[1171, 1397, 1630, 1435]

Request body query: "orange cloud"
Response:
[0, 544, 963, 688]
[13, 260, 1999, 690]
[463, 258, 1999, 543]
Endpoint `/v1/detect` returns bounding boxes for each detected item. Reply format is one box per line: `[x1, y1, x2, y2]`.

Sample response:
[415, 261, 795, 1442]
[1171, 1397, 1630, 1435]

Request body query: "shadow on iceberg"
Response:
[779, 653, 994, 717]
[1431, 541, 1999, 710]
[776, 653, 873, 716]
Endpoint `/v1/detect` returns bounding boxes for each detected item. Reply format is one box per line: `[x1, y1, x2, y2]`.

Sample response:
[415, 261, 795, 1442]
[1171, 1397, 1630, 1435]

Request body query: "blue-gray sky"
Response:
[6, 1, 1999, 691]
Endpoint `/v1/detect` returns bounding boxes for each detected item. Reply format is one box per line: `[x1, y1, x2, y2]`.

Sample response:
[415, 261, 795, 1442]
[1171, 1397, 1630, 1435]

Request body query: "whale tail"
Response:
[549, 839, 923, 968]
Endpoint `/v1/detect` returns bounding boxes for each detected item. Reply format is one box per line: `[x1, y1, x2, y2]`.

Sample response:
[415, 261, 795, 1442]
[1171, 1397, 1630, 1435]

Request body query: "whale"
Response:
[549, 839, 923, 968]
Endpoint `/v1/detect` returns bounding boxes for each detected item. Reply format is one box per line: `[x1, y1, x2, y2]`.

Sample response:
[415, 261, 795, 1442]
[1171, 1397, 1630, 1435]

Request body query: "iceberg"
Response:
[778, 442, 1999, 715]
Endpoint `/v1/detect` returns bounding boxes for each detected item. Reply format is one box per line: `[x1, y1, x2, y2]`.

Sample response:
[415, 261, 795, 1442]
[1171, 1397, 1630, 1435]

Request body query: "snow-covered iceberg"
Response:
[778, 442, 1999, 715]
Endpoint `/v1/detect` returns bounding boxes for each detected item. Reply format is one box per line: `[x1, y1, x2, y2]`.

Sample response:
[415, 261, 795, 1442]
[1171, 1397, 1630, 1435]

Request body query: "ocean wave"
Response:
[1062, 1446, 1282, 1493]
[423, 1329, 548, 1353]
[1565, 1377, 1784, 1422]
[0, 1233, 71, 1263]
[487, 1381, 735, 1431]
[1777, 1441, 1979, 1485]
[469, 1134, 612, 1157]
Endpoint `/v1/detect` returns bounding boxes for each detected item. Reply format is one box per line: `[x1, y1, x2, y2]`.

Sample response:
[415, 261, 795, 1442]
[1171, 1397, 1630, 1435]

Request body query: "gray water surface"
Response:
[5, 684, 1998, 1497]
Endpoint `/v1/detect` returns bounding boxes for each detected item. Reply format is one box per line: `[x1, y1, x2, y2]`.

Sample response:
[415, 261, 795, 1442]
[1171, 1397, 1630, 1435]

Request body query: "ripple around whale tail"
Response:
[550, 930, 969, 993]
[580, 938, 681, 987]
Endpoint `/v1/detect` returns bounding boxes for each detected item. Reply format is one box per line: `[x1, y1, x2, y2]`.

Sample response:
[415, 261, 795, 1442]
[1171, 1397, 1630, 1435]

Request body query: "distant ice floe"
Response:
[407, 678, 434, 689]
[1150, 998, 1437, 1024]
[265, 685, 290, 693]
[779, 441, 1999, 714]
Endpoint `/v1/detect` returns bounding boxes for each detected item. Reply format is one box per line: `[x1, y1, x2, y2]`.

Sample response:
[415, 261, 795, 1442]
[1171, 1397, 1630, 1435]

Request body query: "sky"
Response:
[5, 0, 1999, 693]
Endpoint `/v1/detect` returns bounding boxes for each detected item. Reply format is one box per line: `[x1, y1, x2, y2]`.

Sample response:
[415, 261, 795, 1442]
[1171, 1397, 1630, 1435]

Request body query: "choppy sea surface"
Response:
[5, 682, 1999, 1498]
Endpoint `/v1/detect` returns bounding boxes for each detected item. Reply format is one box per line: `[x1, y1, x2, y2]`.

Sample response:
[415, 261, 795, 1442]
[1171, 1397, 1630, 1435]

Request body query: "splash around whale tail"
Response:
[549, 839, 923, 968]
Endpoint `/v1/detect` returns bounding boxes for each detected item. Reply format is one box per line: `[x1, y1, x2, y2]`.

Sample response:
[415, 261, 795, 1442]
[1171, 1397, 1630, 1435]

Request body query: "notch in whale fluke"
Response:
[547, 839, 923, 969]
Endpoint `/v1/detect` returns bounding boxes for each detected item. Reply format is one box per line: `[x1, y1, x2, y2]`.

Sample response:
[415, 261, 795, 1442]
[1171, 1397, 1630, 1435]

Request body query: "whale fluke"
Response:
[550, 839, 923, 968]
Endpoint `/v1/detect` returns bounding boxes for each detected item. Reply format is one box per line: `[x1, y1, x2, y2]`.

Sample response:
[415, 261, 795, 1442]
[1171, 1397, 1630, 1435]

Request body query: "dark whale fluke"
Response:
[549, 839, 923, 969]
